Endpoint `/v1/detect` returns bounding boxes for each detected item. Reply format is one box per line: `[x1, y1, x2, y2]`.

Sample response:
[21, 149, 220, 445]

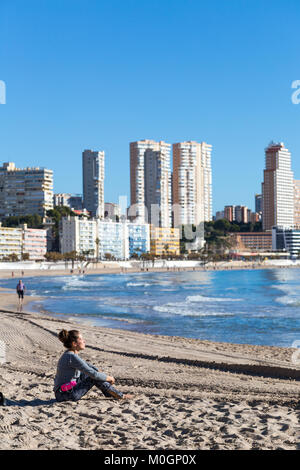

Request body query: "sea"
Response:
[2, 267, 300, 348]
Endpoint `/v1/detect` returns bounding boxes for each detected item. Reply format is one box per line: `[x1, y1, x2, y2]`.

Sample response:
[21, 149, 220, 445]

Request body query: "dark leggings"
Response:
[55, 374, 123, 402]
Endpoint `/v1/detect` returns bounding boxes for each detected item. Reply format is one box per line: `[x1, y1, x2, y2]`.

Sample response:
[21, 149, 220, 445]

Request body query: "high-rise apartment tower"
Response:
[0, 162, 53, 218]
[172, 141, 212, 226]
[262, 142, 294, 231]
[82, 149, 105, 218]
[130, 140, 171, 227]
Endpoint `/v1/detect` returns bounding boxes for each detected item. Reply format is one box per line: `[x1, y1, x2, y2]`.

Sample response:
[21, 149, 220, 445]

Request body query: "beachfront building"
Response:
[22, 225, 47, 260]
[0, 162, 53, 219]
[127, 223, 150, 258]
[130, 139, 172, 226]
[150, 226, 180, 256]
[60, 216, 97, 257]
[82, 149, 105, 218]
[97, 221, 150, 260]
[232, 232, 272, 252]
[172, 141, 212, 227]
[0, 225, 22, 259]
[262, 142, 294, 231]
[272, 226, 300, 257]
[0, 223, 47, 260]
[97, 221, 127, 260]
[60, 216, 151, 260]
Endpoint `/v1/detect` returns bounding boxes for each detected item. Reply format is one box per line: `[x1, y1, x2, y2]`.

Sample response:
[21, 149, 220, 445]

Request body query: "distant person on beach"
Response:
[16, 280, 25, 312]
[53, 329, 133, 403]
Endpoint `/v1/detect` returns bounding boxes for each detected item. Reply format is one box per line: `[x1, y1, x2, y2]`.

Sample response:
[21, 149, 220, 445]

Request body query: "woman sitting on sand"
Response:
[54, 329, 132, 402]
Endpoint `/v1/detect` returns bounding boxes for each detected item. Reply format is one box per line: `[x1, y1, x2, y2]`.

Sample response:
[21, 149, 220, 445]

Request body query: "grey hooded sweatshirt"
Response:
[53, 350, 107, 392]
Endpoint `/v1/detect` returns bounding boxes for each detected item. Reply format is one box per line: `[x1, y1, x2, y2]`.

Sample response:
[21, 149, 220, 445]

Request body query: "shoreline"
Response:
[0, 297, 300, 449]
[1, 263, 300, 350]
[1, 277, 300, 449]
[0, 259, 299, 280]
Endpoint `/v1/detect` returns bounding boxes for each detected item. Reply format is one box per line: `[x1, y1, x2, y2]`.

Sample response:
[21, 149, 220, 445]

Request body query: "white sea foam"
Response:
[126, 282, 151, 287]
[62, 278, 100, 289]
[153, 304, 233, 317]
[186, 295, 241, 303]
[275, 296, 300, 306]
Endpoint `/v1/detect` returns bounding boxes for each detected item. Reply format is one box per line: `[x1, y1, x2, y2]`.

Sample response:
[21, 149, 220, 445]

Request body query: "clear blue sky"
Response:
[1, 0, 300, 213]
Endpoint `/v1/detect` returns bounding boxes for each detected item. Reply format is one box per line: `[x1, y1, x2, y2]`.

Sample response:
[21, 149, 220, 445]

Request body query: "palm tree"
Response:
[95, 238, 100, 263]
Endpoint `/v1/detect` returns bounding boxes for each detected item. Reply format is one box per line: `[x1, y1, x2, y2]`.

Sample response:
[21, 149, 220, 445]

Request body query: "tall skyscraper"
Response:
[0, 162, 53, 218]
[144, 147, 172, 227]
[82, 149, 105, 218]
[172, 141, 212, 226]
[262, 142, 294, 231]
[130, 140, 171, 226]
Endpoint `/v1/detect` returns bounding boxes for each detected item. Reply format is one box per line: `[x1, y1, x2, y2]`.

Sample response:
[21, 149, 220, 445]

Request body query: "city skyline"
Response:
[1, 1, 300, 214]
[1, 136, 298, 221]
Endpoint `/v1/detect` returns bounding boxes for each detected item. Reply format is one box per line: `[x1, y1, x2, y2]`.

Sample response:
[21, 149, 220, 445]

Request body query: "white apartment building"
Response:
[130, 140, 171, 226]
[173, 141, 212, 226]
[0, 224, 47, 260]
[0, 226, 22, 259]
[60, 216, 150, 260]
[144, 147, 172, 227]
[262, 142, 294, 231]
[60, 217, 97, 257]
[0, 162, 53, 218]
[82, 150, 105, 218]
[97, 221, 127, 259]
[23, 225, 47, 260]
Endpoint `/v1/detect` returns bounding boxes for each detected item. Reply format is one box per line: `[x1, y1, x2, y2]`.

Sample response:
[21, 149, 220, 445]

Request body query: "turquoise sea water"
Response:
[2, 268, 300, 347]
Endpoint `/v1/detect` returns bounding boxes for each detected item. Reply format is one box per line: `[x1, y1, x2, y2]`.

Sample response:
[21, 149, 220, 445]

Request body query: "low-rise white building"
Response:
[60, 217, 97, 257]
[0, 226, 22, 259]
[22, 225, 47, 260]
[60, 216, 150, 260]
[98, 221, 127, 259]
[0, 223, 47, 260]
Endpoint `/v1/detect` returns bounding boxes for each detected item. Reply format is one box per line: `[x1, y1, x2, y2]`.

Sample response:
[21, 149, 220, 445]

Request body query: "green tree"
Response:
[44, 252, 63, 262]
[2, 214, 43, 229]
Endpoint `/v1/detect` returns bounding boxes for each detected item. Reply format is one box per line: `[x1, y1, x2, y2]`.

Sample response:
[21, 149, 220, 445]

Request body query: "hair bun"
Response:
[58, 329, 80, 349]
[58, 329, 69, 344]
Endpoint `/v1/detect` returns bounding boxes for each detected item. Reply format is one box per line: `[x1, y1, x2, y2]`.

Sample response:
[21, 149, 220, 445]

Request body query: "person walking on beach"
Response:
[16, 280, 25, 312]
[54, 329, 133, 403]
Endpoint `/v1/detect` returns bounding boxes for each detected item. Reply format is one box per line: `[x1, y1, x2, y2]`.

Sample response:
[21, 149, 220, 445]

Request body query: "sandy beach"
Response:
[0, 279, 300, 451]
[1, 257, 300, 283]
